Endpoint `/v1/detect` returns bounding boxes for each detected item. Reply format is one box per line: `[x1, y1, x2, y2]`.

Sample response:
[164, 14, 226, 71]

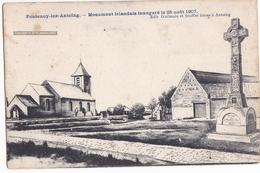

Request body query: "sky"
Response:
[4, 0, 259, 110]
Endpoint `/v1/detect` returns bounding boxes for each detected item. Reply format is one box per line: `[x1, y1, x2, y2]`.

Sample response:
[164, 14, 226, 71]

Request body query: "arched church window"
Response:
[46, 99, 50, 111]
[69, 101, 73, 111]
[79, 101, 82, 111]
[87, 103, 90, 112]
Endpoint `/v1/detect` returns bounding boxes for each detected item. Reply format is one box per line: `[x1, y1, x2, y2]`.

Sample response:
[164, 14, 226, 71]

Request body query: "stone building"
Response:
[7, 62, 96, 119]
[171, 68, 260, 121]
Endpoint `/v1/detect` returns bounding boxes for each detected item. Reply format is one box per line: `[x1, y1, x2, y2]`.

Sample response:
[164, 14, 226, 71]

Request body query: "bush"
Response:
[107, 108, 113, 115]
[130, 103, 145, 119]
[113, 104, 125, 115]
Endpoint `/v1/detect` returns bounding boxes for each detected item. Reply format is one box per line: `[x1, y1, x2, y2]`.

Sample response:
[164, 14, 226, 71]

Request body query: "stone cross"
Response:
[223, 18, 248, 108]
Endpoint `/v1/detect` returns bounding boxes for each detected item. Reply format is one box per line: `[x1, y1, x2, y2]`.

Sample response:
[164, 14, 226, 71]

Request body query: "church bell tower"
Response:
[71, 62, 91, 95]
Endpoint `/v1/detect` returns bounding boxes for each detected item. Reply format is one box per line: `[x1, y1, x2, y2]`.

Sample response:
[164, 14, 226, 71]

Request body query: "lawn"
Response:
[73, 129, 204, 147]
[51, 119, 213, 132]
[9, 119, 110, 130]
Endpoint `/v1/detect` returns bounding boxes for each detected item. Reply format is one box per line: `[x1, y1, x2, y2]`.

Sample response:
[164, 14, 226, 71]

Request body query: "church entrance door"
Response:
[10, 105, 22, 119]
[194, 103, 206, 118]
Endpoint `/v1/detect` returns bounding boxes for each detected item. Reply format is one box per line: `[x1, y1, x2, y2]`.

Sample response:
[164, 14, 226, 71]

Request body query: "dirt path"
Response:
[7, 130, 260, 164]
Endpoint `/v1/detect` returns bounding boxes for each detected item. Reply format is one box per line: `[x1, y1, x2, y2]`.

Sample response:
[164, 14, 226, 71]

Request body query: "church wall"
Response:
[61, 99, 77, 116]
[60, 98, 96, 117]
[28, 96, 56, 117]
[39, 96, 55, 111]
[55, 98, 62, 115]
[42, 83, 62, 115]
[88, 101, 96, 115]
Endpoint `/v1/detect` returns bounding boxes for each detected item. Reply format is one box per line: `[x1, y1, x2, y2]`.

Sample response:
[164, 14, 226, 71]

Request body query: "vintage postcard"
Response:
[3, 0, 260, 168]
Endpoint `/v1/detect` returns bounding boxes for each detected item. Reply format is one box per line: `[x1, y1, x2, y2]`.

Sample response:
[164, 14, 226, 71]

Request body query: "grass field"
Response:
[51, 119, 213, 132]
[9, 119, 110, 130]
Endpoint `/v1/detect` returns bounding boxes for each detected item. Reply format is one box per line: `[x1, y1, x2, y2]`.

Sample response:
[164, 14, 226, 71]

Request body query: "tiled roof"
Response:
[43, 80, 95, 101]
[188, 69, 260, 98]
[16, 95, 38, 107]
[28, 83, 53, 96]
[71, 62, 91, 77]
[190, 69, 258, 84]
[201, 83, 260, 98]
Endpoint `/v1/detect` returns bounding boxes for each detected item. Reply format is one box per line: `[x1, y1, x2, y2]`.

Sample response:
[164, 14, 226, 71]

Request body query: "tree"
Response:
[158, 86, 177, 118]
[130, 103, 145, 119]
[107, 107, 114, 115]
[113, 104, 125, 115]
[158, 86, 176, 109]
[148, 97, 157, 117]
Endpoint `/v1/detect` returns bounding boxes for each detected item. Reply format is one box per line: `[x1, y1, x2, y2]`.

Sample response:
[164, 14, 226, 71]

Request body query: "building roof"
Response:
[28, 83, 53, 96]
[71, 62, 91, 77]
[190, 69, 258, 84]
[16, 95, 39, 107]
[201, 83, 260, 98]
[187, 69, 260, 98]
[43, 80, 95, 101]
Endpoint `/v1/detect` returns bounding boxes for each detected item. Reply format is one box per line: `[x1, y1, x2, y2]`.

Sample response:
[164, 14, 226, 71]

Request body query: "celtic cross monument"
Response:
[223, 18, 248, 108]
[208, 18, 259, 143]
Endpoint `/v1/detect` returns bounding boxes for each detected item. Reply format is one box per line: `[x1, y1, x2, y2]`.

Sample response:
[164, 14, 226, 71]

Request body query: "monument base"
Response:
[256, 117, 260, 130]
[207, 132, 260, 143]
[216, 107, 256, 135]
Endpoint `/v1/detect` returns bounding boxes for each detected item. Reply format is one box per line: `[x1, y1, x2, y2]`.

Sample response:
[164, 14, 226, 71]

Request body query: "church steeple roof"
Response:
[71, 62, 91, 77]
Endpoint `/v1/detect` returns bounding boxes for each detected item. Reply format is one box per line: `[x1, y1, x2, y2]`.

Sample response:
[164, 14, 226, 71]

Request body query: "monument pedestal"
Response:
[256, 116, 260, 129]
[208, 106, 260, 143]
[216, 107, 256, 135]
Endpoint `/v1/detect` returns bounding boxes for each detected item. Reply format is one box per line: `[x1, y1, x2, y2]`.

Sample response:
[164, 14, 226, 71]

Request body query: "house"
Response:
[171, 68, 260, 120]
[7, 62, 96, 119]
[143, 106, 152, 115]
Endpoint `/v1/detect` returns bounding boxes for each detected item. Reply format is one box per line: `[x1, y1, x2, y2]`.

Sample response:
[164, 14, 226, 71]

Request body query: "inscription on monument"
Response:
[222, 113, 241, 125]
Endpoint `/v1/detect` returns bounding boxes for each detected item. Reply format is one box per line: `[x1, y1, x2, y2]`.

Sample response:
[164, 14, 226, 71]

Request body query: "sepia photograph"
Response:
[2, 0, 260, 169]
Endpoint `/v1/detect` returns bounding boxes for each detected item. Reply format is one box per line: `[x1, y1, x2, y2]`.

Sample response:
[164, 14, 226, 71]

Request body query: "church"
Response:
[7, 62, 96, 119]
[171, 68, 260, 120]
